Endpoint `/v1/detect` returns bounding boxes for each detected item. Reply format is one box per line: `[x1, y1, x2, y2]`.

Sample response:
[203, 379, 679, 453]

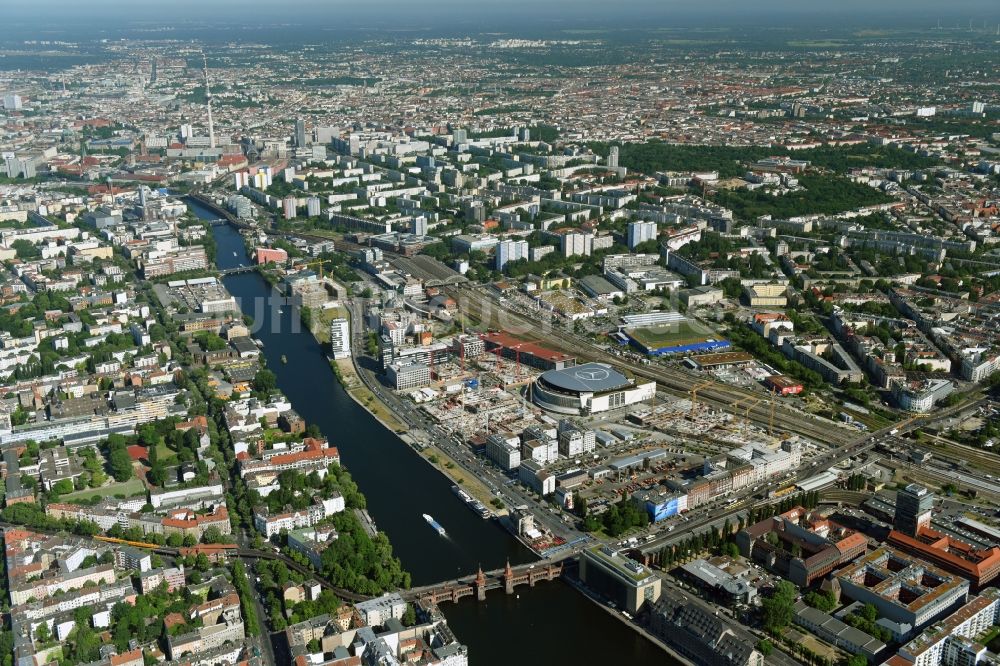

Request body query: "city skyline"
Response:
[1, 7, 1000, 666]
[6, 0, 1000, 28]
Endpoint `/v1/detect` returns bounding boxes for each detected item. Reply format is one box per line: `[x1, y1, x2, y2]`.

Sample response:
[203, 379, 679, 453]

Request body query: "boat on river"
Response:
[452, 484, 491, 519]
[423, 513, 446, 537]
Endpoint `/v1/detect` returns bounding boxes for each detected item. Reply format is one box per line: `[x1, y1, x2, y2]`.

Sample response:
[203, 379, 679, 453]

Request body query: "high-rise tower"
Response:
[295, 119, 307, 148]
[202, 53, 215, 149]
[894, 483, 933, 537]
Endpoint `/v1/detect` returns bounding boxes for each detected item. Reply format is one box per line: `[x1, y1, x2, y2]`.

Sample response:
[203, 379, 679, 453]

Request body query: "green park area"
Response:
[61, 477, 146, 502]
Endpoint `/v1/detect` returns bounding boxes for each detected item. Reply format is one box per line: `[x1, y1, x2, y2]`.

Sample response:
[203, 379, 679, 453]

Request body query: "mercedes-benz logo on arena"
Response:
[574, 368, 610, 382]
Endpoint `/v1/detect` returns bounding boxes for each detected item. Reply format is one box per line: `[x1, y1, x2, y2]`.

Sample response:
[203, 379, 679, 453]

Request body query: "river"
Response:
[198, 202, 671, 665]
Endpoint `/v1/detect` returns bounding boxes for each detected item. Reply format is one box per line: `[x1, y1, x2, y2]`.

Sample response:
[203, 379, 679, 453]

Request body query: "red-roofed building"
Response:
[736, 506, 869, 586]
[109, 648, 144, 666]
[160, 507, 231, 540]
[481, 331, 576, 371]
[765, 375, 803, 396]
[239, 438, 340, 478]
[178, 543, 237, 562]
[888, 528, 1000, 588]
[217, 154, 248, 170]
[255, 247, 289, 265]
[176, 416, 209, 434]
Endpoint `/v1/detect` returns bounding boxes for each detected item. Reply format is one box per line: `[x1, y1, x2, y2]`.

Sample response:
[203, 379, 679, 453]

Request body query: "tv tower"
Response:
[202, 53, 215, 149]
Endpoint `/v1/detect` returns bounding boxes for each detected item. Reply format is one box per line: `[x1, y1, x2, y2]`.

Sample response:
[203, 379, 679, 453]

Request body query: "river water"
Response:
[199, 203, 670, 665]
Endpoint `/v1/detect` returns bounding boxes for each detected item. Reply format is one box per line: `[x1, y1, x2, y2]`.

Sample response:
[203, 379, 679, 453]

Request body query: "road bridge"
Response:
[219, 265, 259, 276]
[401, 559, 566, 605]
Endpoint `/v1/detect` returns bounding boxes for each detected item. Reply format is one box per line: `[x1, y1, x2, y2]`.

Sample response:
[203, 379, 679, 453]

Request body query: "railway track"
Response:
[817, 489, 870, 506]
[924, 438, 1000, 476]
[453, 287, 859, 447]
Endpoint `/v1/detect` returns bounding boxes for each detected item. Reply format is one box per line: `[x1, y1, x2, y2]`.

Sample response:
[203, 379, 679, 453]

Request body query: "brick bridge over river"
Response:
[400, 555, 573, 605]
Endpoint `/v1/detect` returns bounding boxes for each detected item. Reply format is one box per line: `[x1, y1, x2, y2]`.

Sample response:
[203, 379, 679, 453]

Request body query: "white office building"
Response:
[496, 239, 529, 270]
[411, 216, 428, 236]
[386, 361, 431, 390]
[561, 232, 593, 258]
[627, 221, 657, 249]
[557, 420, 597, 457]
[307, 197, 322, 217]
[607, 146, 619, 169]
[329, 318, 350, 359]
[486, 433, 521, 471]
[3, 94, 23, 111]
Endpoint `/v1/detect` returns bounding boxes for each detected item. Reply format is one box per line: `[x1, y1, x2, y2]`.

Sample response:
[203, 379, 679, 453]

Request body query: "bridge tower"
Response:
[475, 565, 487, 601]
[503, 560, 515, 595]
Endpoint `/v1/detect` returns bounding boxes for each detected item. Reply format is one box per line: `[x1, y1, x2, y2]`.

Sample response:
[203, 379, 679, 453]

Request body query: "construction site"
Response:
[391, 329, 826, 527]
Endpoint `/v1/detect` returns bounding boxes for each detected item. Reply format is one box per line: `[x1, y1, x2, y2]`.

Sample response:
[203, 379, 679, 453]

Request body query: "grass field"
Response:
[332, 358, 409, 433]
[62, 477, 146, 502]
[155, 441, 176, 461]
[312, 306, 350, 345]
[297, 228, 341, 240]
[626, 320, 715, 350]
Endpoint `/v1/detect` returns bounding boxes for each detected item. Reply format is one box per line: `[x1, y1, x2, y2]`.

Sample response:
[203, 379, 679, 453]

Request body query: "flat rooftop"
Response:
[538, 362, 630, 393]
[691, 351, 755, 367]
[585, 545, 655, 584]
[481, 331, 575, 363]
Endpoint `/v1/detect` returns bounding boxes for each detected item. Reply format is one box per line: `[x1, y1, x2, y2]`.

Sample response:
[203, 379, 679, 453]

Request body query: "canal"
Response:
[199, 203, 670, 665]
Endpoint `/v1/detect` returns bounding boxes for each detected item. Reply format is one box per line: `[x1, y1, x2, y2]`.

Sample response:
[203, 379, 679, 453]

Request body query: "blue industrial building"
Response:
[625, 335, 731, 357]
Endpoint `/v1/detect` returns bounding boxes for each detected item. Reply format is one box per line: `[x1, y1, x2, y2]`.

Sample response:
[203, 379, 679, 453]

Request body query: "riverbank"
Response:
[562, 573, 694, 666]
[307, 304, 504, 514]
[333, 348, 505, 517]
[420, 443, 509, 518]
[329, 357, 410, 434]
[302, 303, 410, 433]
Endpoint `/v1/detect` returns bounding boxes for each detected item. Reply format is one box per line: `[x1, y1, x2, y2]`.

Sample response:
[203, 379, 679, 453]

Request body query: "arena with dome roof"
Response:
[530, 362, 656, 415]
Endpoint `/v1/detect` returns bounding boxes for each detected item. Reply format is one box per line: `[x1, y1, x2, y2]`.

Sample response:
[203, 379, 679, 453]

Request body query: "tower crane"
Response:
[688, 380, 714, 417]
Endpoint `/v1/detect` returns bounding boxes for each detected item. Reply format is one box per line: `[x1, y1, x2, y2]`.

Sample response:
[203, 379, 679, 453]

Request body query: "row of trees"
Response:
[657, 522, 741, 568]
[0, 501, 101, 535]
[727, 324, 826, 390]
[746, 491, 821, 525]
[231, 561, 260, 637]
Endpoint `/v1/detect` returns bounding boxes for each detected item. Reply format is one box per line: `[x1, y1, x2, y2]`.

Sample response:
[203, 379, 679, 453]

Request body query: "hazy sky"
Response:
[4, 0, 1000, 31]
